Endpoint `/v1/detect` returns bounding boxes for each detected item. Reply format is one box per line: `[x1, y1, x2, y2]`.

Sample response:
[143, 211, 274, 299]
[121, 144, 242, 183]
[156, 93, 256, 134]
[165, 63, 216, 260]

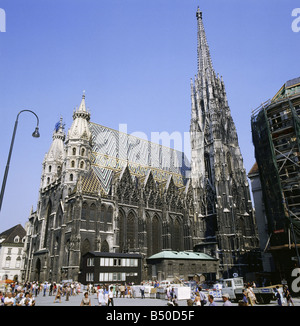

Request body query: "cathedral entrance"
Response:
[35, 258, 41, 281]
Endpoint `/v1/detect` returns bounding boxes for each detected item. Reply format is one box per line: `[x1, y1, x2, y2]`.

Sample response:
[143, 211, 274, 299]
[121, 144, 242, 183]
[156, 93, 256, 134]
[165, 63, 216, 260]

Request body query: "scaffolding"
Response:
[251, 79, 300, 252]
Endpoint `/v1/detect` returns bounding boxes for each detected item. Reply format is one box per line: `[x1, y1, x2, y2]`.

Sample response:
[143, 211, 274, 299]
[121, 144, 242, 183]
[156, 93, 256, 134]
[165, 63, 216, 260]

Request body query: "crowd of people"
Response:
[0, 280, 82, 306]
[0, 279, 296, 306]
[238, 282, 295, 307]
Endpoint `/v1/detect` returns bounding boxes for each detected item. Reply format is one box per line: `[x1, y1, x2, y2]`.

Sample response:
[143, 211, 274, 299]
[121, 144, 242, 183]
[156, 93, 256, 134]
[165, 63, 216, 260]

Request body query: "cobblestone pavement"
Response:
[34, 292, 300, 306]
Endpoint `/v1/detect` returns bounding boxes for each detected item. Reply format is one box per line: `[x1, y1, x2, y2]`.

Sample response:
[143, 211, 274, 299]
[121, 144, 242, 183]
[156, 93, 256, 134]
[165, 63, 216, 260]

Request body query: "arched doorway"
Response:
[35, 258, 41, 281]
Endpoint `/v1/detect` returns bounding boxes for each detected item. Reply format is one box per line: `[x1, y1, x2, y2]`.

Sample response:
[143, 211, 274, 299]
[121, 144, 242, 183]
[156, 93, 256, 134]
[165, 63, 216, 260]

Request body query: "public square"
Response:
[33, 290, 300, 307]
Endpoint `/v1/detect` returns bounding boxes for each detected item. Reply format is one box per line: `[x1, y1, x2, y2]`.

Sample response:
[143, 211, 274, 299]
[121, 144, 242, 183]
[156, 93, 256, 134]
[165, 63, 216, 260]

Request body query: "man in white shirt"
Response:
[4, 292, 15, 306]
[108, 286, 114, 306]
[222, 293, 233, 306]
[19, 292, 32, 306]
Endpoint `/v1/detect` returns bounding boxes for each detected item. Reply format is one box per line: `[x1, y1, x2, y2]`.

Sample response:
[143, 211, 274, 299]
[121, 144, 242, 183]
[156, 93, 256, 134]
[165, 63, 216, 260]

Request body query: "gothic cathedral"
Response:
[22, 9, 260, 283]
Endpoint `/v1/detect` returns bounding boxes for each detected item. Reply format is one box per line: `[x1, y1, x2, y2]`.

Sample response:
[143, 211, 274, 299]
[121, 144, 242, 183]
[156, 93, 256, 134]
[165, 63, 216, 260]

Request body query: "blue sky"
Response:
[0, 0, 299, 232]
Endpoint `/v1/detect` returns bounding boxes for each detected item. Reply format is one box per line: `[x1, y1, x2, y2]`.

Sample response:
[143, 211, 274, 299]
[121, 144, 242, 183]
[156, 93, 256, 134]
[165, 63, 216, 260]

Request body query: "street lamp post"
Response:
[0, 109, 40, 212]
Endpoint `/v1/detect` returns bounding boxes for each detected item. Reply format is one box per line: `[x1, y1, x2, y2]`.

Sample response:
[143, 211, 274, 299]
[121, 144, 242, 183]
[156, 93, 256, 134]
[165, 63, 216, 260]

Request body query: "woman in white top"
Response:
[98, 287, 106, 306]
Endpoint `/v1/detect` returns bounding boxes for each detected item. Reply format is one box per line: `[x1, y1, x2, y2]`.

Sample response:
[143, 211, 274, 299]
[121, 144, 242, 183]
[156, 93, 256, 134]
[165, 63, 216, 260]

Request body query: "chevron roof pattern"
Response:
[89, 122, 190, 194]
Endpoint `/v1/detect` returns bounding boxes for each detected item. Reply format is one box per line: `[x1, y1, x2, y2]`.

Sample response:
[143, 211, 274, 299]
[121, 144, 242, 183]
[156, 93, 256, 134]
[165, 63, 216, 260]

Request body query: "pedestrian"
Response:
[140, 283, 145, 299]
[166, 285, 171, 301]
[115, 284, 119, 298]
[66, 285, 71, 301]
[4, 292, 15, 306]
[194, 294, 201, 306]
[108, 286, 114, 306]
[119, 283, 125, 298]
[245, 283, 256, 306]
[15, 292, 24, 306]
[98, 287, 106, 306]
[43, 282, 47, 296]
[19, 292, 32, 306]
[208, 294, 216, 306]
[198, 286, 208, 306]
[49, 283, 53, 296]
[80, 292, 91, 306]
[53, 285, 62, 303]
[238, 289, 249, 306]
[283, 285, 294, 306]
[29, 292, 36, 306]
[222, 293, 232, 306]
[104, 286, 109, 305]
[274, 286, 283, 306]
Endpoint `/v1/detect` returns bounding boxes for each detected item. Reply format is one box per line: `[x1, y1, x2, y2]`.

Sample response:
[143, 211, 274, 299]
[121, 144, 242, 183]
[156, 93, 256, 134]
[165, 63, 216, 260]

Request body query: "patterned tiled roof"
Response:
[89, 122, 190, 194]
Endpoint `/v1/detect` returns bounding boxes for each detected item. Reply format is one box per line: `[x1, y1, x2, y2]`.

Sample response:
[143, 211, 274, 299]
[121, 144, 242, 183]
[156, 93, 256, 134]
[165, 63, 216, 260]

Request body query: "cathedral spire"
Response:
[196, 7, 214, 75]
[78, 90, 87, 113]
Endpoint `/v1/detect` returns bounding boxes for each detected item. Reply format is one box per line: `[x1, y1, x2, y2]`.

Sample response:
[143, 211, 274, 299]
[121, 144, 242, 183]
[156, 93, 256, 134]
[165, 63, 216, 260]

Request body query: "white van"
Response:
[221, 277, 244, 300]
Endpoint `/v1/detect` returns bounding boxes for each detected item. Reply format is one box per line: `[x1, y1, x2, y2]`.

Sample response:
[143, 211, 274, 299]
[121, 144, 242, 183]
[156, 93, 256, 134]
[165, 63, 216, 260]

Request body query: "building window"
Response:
[15, 257, 21, 268]
[5, 256, 11, 268]
[113, 258, 122, 266]
[100, 205, 105, 223]
[107, 206, 113, 223]
[14, 236, 20, 243]
[90, 204, 96, 222]
[72, 148, 76, 155]
[87, 258, 94, 266]
[81, 202, 88, 220]
[80, 161, 84, 169]
[86, 273, 94, 282]
[70, 174, 73, 181]
[71, 160, 75, 168]
[179, 263, 184, 276]
[100, 273, 125, 282]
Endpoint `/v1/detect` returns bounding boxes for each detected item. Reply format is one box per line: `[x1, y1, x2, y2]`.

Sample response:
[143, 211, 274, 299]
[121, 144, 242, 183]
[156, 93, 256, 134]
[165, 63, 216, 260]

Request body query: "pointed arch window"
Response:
[71, 160, 75, 168]
[80, 161, 84, 169]
[127, 212, 135, 251]
[100, 205, 106, 223]
[118, 209, 125, 252]
[90, 204, 96, 222]
[82, 202, 88, 220]
[107, 206, 113, 223]
[72, 147, 76, 155]
[172, 218, 181, 251]
[70, 174, 73, 182]
[152, 215, 162, 254]
[101, 240, 109, 252]
[81, 238, 91, 257]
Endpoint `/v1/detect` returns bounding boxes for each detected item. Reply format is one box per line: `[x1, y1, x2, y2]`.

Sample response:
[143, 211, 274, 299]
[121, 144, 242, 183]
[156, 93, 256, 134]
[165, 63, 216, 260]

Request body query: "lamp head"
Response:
[32, 127, 40, 138]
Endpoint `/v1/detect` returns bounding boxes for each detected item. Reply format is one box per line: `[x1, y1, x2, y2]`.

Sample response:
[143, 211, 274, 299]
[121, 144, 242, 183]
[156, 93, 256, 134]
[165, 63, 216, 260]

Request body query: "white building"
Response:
[0, 224, 26, 282]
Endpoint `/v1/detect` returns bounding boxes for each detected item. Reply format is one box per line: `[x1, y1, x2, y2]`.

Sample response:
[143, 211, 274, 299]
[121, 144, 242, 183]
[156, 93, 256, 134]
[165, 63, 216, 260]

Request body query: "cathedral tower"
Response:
[40, 118, 65, 189]
[64, 92, 92, 192]
[190, 8, 260, 278]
